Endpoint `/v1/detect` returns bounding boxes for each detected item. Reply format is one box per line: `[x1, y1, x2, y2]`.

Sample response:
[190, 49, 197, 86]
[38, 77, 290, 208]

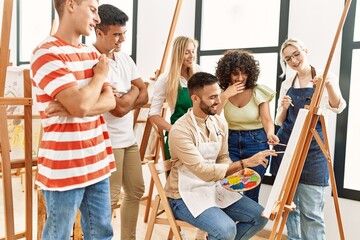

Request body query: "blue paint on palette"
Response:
[231, 182, 245, 190]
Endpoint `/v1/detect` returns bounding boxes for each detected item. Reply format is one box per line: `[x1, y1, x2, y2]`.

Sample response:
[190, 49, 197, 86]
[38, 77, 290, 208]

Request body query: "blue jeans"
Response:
[228, 128, 269, 202]
[287, 183, 327, 240]
[168, 196, 268, 240]
[42, 178, 113, 240]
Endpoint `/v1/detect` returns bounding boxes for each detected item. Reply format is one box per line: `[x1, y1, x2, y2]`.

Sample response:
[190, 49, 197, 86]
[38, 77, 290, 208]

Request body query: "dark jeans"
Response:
[168, 196, 268, 240]
[228, 128, 269, 203]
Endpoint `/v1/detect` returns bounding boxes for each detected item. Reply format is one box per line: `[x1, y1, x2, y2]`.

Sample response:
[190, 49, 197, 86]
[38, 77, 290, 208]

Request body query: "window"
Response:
[17, 0, 53, 65]
[354, 0, 360, 41]
[16, 0, 137, 65]
[200, 0, 281, 50]
[344, 50, 360, 191]
[335, 0, 360, 201]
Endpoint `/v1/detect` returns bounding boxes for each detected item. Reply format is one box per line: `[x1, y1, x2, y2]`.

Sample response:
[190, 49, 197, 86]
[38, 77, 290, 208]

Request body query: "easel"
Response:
[0, 0, 33, 239]
[0, 2, 34, 239]
[0, 70, 34, 240]
[267, 1, 351, 239]
[140, 0, 183, 223]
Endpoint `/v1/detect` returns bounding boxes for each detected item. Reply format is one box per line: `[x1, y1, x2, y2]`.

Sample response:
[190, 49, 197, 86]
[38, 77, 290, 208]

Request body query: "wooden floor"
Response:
[0, 175, 272, 239]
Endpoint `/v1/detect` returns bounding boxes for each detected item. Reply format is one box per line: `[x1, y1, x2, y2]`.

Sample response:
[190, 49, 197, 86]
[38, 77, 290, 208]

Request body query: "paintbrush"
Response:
[108, 48, 115, 55]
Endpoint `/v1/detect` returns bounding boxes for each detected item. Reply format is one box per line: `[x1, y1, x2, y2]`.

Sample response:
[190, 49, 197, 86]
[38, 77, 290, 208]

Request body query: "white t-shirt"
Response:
[101, 50, 141, 148]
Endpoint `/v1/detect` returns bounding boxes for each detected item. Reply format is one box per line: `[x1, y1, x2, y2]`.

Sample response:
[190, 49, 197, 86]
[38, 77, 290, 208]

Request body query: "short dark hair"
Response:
[216, 49, 259, 90]
[96, 4, 129, 34]
[188, 72, 219, 96]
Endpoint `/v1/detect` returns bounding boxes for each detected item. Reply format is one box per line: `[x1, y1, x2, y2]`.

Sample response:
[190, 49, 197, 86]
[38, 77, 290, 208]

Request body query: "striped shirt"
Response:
[31, 36, 115, 191]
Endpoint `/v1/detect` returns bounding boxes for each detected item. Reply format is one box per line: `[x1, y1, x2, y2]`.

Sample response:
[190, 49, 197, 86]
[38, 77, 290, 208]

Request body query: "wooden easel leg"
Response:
[276, 217, 287, 240]
[167, 229, 174, 240]
[143, 133, 162, 223]
[139, 119, 152, 161]
[319, 116, 345, 239]
[327, 159, 345, 239]
[0, 106, 16, 239]
[143, 178, 155, 223]
[269, 202, 294, 240]
[269, 146, 303, 240]
[144, 195, 161, 240]
[309, 116, 345, 239]
[23, 68, 33, 239]
[276, 202, 296, 240]
[73, 211, 83, 240]
[37, 190, 46, 240]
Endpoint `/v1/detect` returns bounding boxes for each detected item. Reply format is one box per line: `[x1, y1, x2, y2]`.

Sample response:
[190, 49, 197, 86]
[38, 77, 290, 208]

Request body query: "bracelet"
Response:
[240, 160, 244, 170]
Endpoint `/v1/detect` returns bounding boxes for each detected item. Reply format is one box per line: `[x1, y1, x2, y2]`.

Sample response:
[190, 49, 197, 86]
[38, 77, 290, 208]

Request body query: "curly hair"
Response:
[215, 49, 259, 91]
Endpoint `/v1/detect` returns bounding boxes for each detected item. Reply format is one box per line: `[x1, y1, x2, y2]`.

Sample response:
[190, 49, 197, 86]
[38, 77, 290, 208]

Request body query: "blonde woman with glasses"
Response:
[270, 38, 346, 240]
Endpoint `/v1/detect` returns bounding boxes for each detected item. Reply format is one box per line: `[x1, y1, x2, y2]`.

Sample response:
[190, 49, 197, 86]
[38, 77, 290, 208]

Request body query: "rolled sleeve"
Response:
[320, 71, 347, 114]
[149, 74, 167, 116]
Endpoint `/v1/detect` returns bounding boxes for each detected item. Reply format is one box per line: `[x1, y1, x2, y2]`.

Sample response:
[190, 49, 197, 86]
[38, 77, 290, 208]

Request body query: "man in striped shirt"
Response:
[30, 0, 116, 239]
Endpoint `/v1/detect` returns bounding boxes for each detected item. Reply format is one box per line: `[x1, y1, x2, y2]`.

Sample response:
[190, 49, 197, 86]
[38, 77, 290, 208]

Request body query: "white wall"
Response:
[136, 0, 196, 81]
[135, 1, 358, 240]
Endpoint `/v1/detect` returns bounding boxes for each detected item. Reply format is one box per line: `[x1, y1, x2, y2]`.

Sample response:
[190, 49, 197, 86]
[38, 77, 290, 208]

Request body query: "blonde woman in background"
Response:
[149, 36, 202, 160]
[149, 35, 205, 239]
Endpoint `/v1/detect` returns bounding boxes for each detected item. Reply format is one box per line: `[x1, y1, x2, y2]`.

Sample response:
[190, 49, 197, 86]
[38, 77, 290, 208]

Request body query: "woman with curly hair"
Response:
[215, 49, 279, 203]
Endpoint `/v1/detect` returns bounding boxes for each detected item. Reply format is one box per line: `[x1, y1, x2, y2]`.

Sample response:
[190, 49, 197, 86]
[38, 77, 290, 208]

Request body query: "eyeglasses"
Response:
[284, 50, 301, 62]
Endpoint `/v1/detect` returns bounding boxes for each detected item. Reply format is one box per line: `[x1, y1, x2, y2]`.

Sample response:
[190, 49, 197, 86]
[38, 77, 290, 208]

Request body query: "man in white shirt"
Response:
[93, 4, 148, 239]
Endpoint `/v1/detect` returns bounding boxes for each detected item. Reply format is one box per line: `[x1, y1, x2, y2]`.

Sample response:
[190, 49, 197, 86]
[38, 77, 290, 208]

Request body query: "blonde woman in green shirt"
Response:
[215, 49, 279, 203]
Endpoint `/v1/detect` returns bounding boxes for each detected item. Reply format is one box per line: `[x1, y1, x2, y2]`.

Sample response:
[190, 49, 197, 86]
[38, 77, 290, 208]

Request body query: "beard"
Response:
[199, 100, 218, 116]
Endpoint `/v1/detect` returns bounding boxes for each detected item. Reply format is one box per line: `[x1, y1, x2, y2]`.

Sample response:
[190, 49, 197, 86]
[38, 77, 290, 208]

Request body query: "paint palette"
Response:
[220, 168, 261, 192]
